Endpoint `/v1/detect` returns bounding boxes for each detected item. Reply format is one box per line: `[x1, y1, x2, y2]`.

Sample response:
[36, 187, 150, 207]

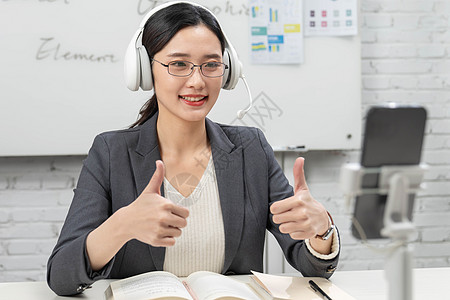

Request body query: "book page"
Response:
[186, 271, 261, 300]
[109, 271, 193, 300]
[251, 271, 356, 300]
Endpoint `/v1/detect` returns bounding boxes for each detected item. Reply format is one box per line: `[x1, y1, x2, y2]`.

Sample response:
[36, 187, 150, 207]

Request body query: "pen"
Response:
[309, 280, 332, 300]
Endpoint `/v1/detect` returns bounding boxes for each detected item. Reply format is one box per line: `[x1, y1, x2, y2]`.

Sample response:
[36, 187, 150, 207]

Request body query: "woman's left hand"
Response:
[270, 157, 330, 243]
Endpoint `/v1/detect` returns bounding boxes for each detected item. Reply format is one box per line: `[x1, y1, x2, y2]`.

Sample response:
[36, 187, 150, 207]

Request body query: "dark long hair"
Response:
[129, 3, 226, 128]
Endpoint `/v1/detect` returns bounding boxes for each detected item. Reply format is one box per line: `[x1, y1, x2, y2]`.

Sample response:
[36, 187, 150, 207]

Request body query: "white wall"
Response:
[1, 0, 449, 282]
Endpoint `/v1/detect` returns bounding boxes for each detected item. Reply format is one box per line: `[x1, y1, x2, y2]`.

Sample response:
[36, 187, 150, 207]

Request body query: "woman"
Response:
[47, 2, 340, 296]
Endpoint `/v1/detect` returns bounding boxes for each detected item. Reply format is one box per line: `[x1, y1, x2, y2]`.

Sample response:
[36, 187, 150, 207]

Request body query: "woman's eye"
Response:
[204, 62, 220, 68]
[171, 61, 188, 67]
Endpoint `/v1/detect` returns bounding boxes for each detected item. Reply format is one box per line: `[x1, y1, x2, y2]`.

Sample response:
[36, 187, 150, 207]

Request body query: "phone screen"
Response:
[352, 104, 427, 239]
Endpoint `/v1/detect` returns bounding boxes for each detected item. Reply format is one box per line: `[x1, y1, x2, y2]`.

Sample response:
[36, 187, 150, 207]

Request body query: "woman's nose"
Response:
[185, 66, 206, 89]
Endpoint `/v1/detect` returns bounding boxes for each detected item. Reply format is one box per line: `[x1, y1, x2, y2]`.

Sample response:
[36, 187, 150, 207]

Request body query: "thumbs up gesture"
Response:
[270, 157, 330, 243]
[123, 160, 189, 247]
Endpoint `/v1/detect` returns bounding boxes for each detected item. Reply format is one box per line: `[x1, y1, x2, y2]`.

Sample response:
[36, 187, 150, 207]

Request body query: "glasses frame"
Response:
[152, 58, 228, 78]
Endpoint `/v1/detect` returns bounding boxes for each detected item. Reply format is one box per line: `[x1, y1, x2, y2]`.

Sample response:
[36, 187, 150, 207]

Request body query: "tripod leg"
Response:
[385, 243, 413, 300]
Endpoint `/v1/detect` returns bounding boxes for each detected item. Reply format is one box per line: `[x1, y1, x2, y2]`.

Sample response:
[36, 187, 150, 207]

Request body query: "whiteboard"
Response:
[0, 0, 361, 156]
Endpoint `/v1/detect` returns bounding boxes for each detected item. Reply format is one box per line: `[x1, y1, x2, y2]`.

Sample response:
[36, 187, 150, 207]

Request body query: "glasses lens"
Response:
[168, 61, 193, 76]
[166, 61, 226, 77]
[201, 62, 225, 77]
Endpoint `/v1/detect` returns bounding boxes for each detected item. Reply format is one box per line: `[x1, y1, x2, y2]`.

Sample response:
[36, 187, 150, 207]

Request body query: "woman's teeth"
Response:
[180, 96, 206, 102]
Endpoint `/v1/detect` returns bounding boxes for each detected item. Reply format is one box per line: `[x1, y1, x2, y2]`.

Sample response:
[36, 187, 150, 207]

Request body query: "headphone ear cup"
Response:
[138, 46, 153, 91]
[221, 49, 231, 89]
[222, 46, 241, 90]
[124, 31, 141, 91]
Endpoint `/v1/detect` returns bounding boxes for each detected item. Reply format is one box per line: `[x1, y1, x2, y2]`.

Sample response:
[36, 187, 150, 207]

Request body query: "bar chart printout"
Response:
[250, 0, 303, 64]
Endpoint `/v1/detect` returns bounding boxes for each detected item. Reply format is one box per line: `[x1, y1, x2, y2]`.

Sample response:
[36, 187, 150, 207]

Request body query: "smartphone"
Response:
[352, 104, 427, 239]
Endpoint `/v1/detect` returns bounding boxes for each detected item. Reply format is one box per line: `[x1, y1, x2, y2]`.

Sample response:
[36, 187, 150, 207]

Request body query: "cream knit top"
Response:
[162, 156, 340, 276]
[163, 156, 225, 276]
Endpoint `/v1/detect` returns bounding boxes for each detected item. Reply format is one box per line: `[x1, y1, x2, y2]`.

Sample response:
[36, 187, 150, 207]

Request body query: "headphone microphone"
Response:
[236, 74, 253, 119]
[124, 1, 253, 120]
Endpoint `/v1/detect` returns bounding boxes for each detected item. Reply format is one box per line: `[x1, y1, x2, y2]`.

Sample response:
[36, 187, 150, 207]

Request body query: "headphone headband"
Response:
[124, 1, 242, 91]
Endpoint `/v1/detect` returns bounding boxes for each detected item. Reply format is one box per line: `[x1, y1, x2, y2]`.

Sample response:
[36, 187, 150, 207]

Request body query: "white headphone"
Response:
[124, 1, 253, 119]
[124, 0, 243, 91]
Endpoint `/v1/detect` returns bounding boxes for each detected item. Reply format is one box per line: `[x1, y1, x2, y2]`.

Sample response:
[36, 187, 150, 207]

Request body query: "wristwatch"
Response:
[315, 212, 335, 240]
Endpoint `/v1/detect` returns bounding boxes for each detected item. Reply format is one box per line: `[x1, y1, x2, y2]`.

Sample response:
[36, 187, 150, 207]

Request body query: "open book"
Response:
[104, 270, 262, 300]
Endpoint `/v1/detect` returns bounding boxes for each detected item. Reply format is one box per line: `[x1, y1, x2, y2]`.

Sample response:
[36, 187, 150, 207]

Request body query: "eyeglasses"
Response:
[152, 58, 228, 78]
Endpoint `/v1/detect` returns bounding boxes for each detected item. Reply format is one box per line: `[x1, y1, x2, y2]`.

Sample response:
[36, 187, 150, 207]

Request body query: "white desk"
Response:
[1, 268, 448, 300]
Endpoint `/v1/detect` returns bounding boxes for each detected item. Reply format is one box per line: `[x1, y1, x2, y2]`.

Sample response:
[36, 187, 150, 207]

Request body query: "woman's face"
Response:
[152, 24, 224, 123]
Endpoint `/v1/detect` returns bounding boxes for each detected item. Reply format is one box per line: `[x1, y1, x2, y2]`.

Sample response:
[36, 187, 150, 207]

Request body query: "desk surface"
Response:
[1, 267, 448, 300]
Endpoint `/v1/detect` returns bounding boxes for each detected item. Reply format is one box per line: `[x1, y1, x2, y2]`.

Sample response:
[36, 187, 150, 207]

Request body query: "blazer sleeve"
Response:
[257, 129, 340, 278]
[47, 134, 116, 296]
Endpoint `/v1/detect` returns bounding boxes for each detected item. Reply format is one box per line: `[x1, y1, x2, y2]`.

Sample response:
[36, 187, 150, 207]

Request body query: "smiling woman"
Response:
[46, 1, 340, 297]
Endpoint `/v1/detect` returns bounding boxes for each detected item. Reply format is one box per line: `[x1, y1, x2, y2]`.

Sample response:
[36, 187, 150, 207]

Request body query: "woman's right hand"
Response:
[120, 160, 189, 247]
[86, 160, 188, 271]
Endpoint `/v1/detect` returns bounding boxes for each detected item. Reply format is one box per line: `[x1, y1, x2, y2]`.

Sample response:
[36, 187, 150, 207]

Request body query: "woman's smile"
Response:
[179, 94, 207, 106]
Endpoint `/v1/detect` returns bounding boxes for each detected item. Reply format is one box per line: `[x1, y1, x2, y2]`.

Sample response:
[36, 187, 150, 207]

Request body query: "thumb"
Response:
[144, 160, 165, 195]
[293, 157, 308, 193]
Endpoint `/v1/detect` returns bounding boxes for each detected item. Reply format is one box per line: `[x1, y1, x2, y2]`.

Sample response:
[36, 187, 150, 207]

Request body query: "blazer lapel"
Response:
[206, 119, 245, 273]
[129, 113, 166, 271]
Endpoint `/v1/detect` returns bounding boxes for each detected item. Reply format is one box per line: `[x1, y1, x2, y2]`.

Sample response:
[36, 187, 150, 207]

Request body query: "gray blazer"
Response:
[47, 113, 340, 296]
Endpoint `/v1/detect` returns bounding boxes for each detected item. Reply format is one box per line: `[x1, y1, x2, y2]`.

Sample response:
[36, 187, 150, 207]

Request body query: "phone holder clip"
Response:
[340, 163, 427, 198]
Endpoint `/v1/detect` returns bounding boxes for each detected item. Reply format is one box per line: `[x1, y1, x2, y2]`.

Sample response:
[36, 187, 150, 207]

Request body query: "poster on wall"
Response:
[249, 0, 303, 64]
[304, 0, 358, 36]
